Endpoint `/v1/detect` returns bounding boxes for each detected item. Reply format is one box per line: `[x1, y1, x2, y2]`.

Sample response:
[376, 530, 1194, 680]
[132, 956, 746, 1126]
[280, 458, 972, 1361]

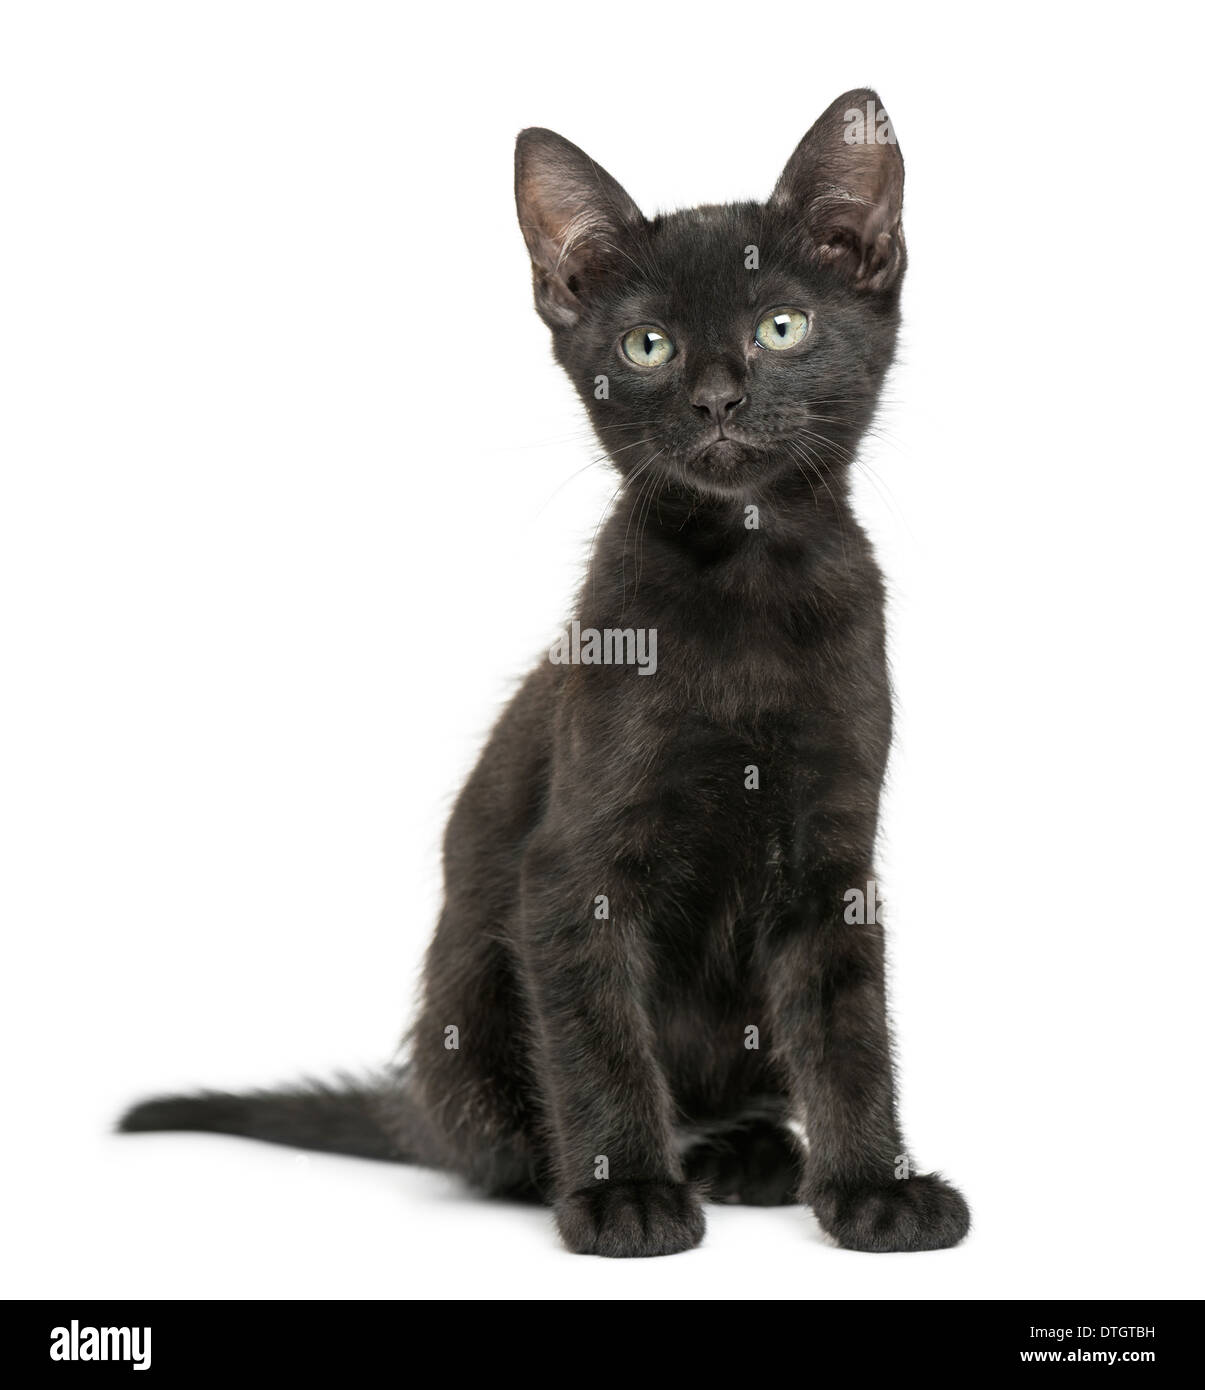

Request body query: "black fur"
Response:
[121, 89, 970, 1257]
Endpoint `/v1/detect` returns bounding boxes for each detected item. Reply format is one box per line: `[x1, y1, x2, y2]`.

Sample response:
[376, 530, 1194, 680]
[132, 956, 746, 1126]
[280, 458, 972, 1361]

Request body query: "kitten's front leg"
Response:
[763, 853, 970, 1252]
[517, 832, 704, 1258]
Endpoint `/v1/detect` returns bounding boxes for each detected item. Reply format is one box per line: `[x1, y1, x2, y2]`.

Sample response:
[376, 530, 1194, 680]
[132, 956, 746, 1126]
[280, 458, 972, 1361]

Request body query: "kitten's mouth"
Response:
[693, 433, 748, 464]
[670, 432, 765, 499]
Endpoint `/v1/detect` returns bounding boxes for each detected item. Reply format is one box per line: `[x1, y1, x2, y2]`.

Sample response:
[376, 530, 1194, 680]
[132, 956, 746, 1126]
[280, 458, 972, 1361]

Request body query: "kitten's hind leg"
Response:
[681, 1107, 806, 1206]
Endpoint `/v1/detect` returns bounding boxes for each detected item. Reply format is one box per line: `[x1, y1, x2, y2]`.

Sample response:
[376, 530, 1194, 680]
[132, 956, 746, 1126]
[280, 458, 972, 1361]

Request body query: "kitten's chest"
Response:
[569, 569, 888, 848]
[638, 603, 849, 738]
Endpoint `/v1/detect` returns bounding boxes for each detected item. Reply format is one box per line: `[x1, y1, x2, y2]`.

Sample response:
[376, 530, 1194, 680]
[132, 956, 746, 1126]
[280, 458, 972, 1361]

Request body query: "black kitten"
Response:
[122, 89, 970, 1258]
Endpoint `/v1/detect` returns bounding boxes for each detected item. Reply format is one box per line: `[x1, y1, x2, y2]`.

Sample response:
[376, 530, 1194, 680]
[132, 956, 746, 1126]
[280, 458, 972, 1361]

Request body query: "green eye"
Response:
[755, 308, 809, 350]
[621, 326, 674, 368]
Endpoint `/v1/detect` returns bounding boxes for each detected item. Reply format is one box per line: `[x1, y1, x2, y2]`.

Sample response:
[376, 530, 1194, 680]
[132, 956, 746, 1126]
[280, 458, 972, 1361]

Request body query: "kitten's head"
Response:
[515, 89, 904, 501]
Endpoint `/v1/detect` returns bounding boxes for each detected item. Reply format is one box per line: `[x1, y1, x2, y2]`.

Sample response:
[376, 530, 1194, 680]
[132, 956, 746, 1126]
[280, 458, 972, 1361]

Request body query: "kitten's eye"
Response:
[621, 326, 675, 368]
[755, 308, 809, 351]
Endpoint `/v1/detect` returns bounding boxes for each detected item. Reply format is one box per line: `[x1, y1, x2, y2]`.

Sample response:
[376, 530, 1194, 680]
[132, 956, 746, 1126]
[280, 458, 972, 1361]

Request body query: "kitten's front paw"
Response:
[555, 1180, 705, 1257]
[810, 1173, 970, 1252]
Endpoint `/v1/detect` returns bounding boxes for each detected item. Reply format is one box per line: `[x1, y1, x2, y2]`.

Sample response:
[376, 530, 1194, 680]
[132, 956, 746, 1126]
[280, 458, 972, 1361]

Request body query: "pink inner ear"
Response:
[810, 206, 903, 291]
[515, 129, 645, 325]
[802, 174, 904, 290]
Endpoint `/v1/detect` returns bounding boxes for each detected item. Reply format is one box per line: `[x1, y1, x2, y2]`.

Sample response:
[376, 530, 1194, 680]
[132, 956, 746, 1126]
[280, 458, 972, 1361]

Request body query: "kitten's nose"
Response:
[690, 369, 747, 426]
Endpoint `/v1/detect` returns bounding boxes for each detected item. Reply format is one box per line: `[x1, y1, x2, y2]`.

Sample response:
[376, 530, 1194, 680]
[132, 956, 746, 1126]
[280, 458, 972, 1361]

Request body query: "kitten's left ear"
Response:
[515, 128, 645, 329]
[772, 88, 905, 292]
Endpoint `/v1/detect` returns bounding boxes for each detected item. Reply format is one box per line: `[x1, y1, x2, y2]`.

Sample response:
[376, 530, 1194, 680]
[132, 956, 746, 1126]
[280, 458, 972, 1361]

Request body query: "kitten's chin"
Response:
[675, 439, 766, 499]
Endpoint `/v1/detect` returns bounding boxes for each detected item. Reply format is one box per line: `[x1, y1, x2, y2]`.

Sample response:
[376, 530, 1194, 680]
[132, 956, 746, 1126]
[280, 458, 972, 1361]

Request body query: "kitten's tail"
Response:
[117, 1068, 441, 1165]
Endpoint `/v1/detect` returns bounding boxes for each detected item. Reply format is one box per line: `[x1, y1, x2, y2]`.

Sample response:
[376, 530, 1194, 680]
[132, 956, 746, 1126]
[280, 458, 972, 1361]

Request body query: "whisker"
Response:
[629, 462, 665, 608]
[619, 450, 664, 602]
[535, 436, 655, 516]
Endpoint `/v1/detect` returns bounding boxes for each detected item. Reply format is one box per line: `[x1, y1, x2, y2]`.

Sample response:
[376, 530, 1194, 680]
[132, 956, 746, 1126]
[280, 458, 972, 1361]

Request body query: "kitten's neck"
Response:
[612, 465, 854, 556]
[583, 465, 868, 619]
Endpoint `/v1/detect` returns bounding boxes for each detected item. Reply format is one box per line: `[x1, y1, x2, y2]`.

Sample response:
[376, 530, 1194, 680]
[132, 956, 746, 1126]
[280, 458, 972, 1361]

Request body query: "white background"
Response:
[3, 1, 1202, 1300]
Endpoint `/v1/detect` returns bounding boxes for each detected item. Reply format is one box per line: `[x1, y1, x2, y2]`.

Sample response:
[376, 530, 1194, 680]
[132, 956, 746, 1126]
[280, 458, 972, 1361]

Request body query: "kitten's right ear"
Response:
[515, 129, 645, 329]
